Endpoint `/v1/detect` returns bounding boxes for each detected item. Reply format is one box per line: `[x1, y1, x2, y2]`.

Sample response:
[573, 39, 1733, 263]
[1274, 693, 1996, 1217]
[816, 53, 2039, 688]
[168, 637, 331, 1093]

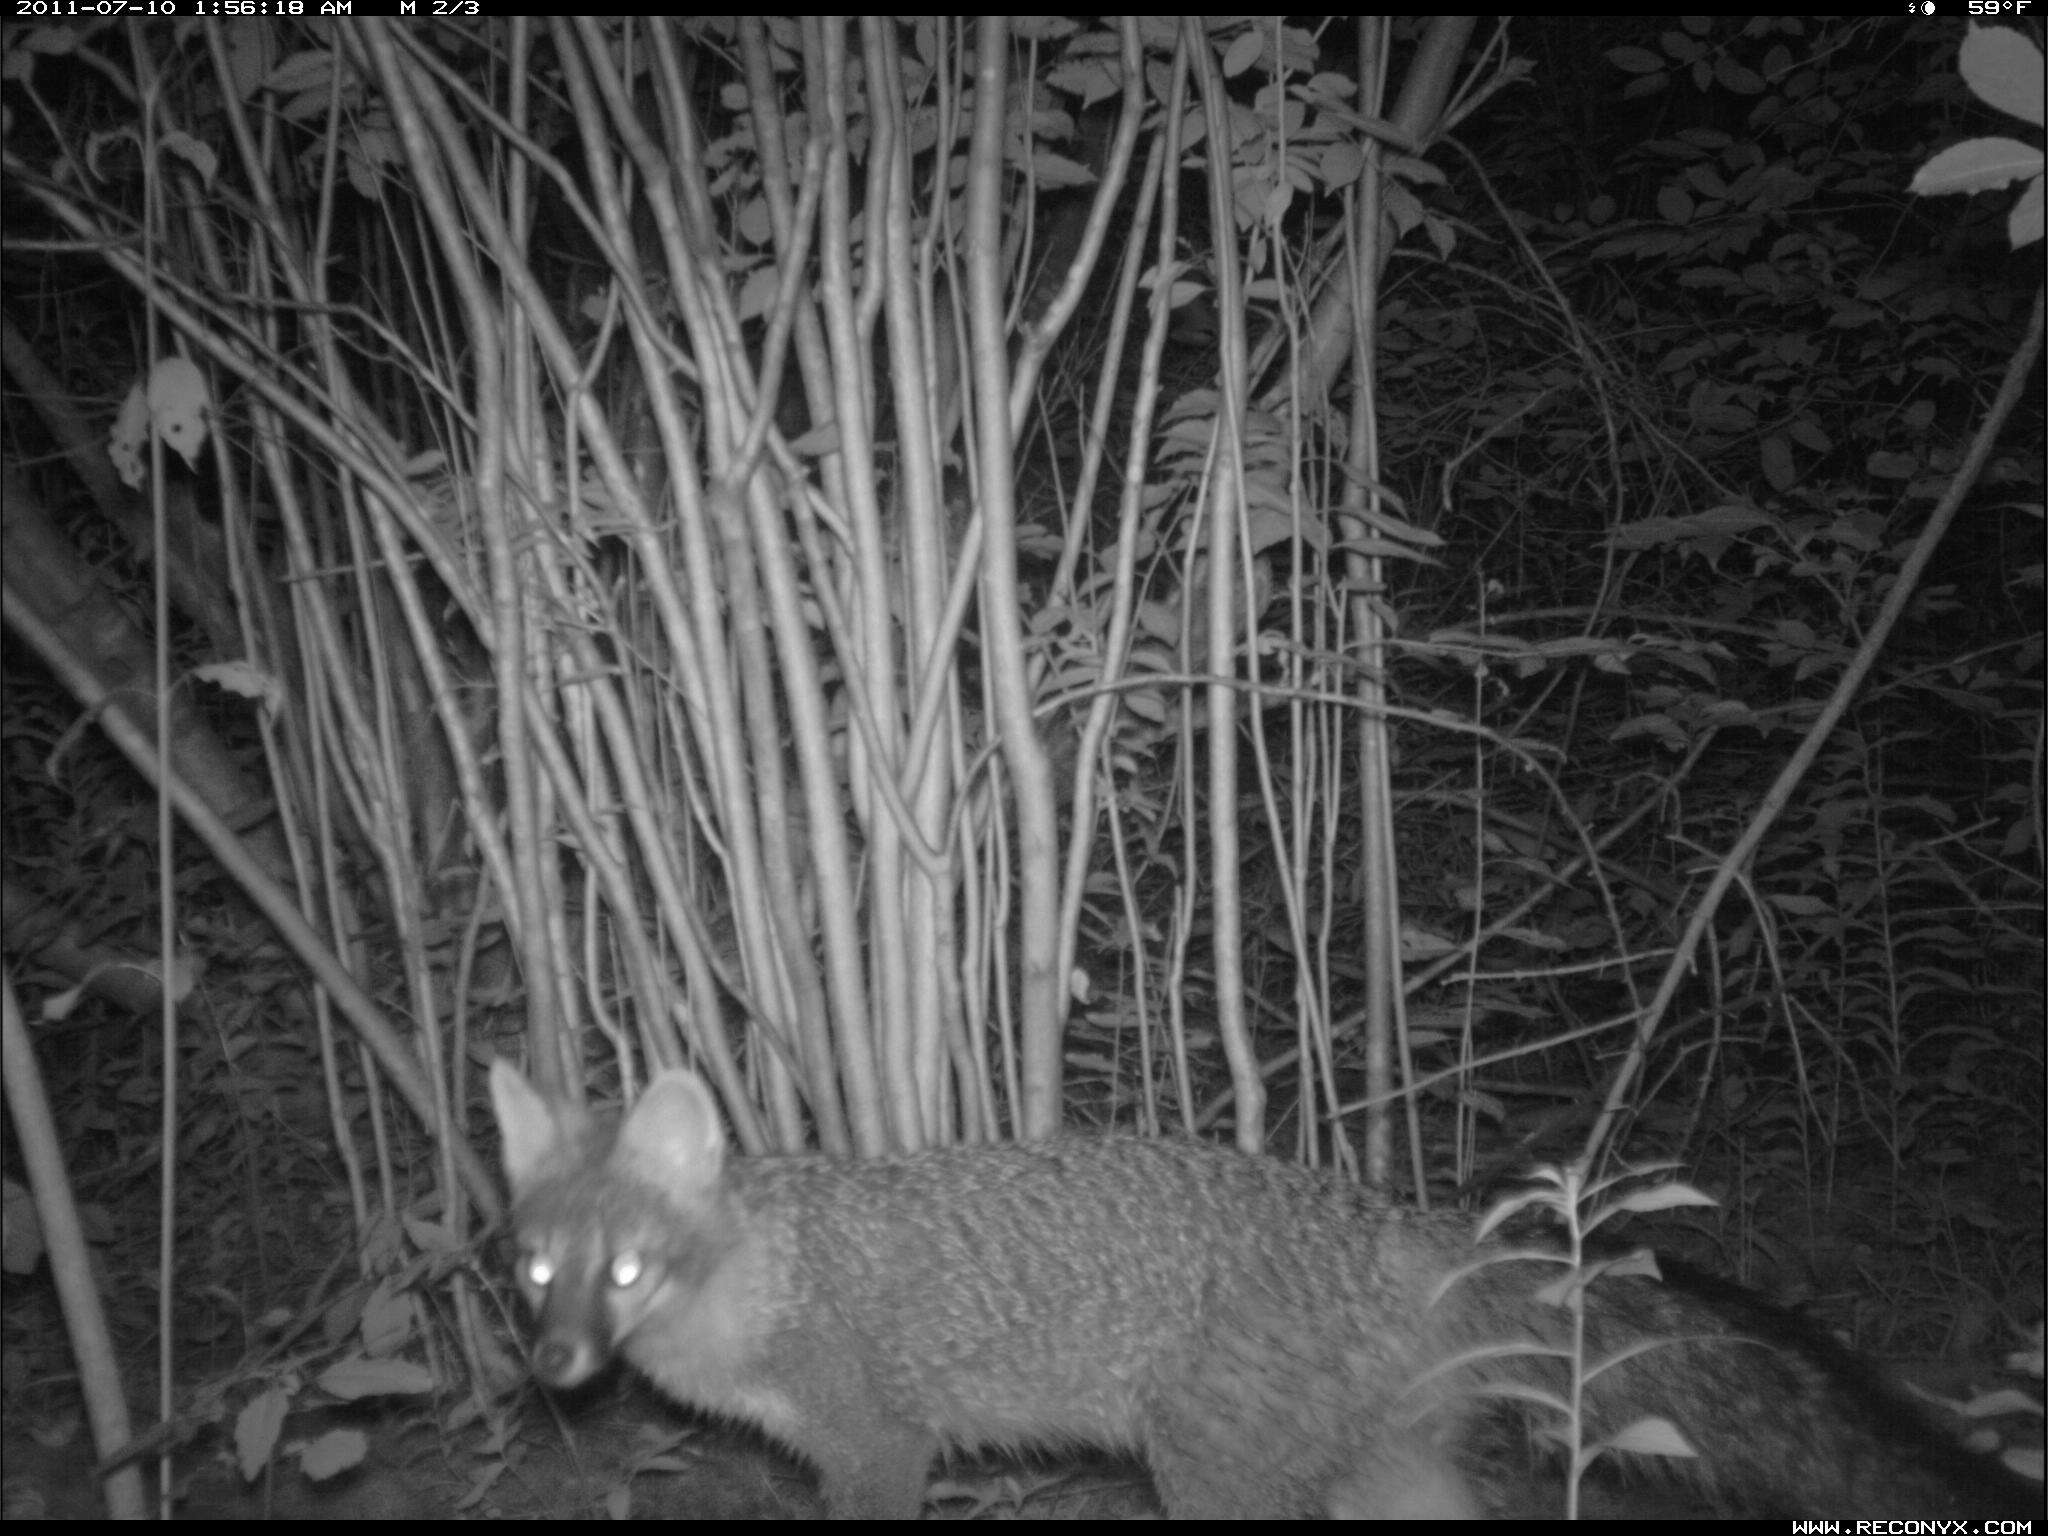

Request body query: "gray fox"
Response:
[489, 1060, 2038, 1519]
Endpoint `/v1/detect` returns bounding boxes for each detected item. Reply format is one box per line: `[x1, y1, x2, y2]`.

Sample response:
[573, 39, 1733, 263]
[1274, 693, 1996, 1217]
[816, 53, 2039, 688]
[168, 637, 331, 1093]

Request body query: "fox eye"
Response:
[610, 1250, 644, 1288]
[524, 1252, 556, 1287]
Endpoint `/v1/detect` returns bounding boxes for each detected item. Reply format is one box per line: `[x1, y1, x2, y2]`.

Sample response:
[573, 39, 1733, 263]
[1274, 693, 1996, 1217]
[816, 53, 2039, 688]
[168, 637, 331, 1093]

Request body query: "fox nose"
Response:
[532, 1328, 605, 1389]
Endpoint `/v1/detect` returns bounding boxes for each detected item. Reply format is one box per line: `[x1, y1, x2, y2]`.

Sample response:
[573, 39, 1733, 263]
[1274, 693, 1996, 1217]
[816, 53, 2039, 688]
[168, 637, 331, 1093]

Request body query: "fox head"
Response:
[488, 1060, 735, 1390]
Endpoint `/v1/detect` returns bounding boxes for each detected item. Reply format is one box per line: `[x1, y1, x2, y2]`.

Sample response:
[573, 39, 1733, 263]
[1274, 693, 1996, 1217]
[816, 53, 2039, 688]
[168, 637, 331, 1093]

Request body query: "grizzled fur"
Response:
[491, 1062, 2038, 1519]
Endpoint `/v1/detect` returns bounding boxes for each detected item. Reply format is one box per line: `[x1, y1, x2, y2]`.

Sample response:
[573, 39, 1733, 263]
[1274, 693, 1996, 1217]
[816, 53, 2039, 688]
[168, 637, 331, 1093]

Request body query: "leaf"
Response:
[1029, 150, 1096, 189]
[2, 1180, 43, 1274]
[194, 660, 286, 719]
[1608, 503, 1772, 552]
[296, 1428, 368, 1482]
[1605, 1183, 1718, 1215]
[1607, 46, 1664, 74]
[317, 1356, 437, 1399]
[1221, 29, 1263, 79]
[1960, 22, 2045, 128]
[1598, 1416, 1699, 1460]
[235, 1388, 290, 1482]
[1911, 138, 2046, 199]
[1760, 434, 1797, 492]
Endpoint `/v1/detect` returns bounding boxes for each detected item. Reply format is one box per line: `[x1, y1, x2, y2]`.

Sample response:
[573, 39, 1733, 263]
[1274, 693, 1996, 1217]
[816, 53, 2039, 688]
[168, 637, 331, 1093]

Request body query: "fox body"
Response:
[490, 1061, 2035, 1519]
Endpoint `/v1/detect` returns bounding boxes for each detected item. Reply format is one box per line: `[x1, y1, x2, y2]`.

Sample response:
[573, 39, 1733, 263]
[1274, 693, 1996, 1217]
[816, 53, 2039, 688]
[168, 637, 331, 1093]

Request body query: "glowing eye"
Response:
[525, 1253, 556, 1287]
[611, 1251, 644, 1287]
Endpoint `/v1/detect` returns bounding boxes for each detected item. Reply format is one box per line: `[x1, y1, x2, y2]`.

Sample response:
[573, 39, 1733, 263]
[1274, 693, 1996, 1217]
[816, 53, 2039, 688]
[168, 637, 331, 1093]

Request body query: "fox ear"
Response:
[490, 1058, 575, 1195]
[618, 1069, 728, 1195]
